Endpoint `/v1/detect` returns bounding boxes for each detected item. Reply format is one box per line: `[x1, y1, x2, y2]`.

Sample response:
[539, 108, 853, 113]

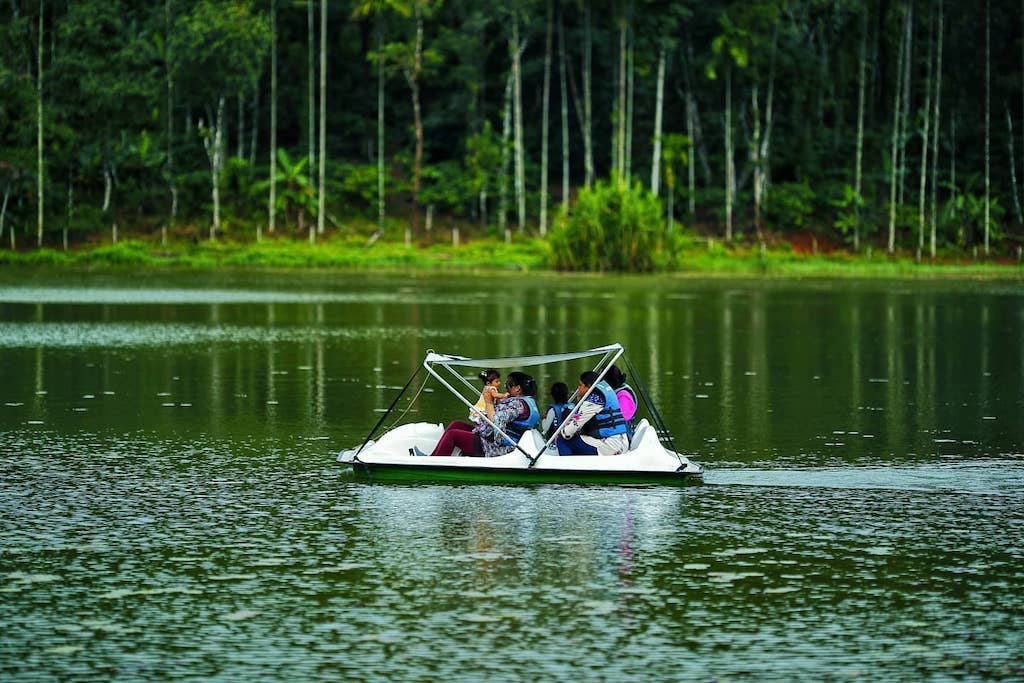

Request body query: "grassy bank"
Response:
[1, 232, 1021, 279]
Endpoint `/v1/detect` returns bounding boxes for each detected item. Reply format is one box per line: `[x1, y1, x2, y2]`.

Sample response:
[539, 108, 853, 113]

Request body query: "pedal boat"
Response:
[337, 343, 703, 485]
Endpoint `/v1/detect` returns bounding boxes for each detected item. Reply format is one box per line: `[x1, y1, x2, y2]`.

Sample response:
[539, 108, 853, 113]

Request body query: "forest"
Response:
[1, 0, 1023, 269]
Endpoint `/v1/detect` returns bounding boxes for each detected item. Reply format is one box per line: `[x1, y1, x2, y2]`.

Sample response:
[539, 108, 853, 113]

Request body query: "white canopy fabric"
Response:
[424, 343, 622, 369]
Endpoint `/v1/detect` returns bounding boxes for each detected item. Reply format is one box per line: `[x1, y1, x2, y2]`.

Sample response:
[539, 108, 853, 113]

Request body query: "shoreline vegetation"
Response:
[2, 227, 1021, 280]
[5, 2, 1024, 278]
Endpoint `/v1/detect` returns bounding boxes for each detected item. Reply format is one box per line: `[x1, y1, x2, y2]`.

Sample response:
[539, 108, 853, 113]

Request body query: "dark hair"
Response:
[605, 364, 627, 389]
[478, 368, 500, 386]
[506, 371, 538, 397]
[550, 382, 569, 403]
[580, 370, 599, 386]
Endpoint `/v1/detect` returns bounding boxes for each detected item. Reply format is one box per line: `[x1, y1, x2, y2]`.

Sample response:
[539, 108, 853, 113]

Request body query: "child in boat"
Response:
[469, 369, 508, 423]
[427, 372, 536, 457]
[414, 370, 506, 456]
[541, 382, 572, 440]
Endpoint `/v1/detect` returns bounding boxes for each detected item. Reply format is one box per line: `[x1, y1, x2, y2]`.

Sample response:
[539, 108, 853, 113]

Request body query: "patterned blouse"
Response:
[474, 396, 530, 457]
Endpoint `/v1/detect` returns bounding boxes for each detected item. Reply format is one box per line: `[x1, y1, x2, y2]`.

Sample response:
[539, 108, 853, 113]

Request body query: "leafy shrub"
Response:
[831, 183, 864, 244]
[420, 161, 474, 215]
[337, 162, 380, 210]
[763, 182, 815, 231]
[941, 191, 1004, 249]
[76, 240, 155, 265]
[549, 179, 678, 272]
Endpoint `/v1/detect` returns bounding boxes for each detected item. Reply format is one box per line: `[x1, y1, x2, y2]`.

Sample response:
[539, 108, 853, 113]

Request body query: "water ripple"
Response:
[1, 431, 1022, 681]
[0, 322, 460, 348]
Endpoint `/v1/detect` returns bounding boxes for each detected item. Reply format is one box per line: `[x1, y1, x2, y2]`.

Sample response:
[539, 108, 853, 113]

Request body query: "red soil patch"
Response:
[786, 231, 840, 255]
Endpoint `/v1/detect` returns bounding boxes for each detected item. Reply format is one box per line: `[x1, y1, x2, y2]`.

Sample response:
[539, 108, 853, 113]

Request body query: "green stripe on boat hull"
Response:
[344, 462, 703, 485]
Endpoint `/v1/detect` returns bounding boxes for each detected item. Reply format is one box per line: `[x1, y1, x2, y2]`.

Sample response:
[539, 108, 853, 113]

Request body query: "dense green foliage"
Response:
[2, 0, 1024, 266]
[550, 180, 679, 271]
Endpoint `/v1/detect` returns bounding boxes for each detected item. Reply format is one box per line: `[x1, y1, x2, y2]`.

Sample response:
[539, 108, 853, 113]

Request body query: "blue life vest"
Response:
[582, 381, 628, 439]
[503, 396, 540, 446]
[544, 402, 573, 439]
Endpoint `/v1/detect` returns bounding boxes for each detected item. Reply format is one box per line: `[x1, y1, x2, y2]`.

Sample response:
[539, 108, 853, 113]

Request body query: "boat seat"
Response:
[520, 429, 545, 455]
[628, 423, 649, 451]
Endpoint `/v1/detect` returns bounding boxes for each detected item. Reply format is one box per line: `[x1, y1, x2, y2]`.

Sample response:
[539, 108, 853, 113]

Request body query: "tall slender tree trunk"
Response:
[499, 71, 512, 238]
[36, 0, 43, 247]
[204, 96, 225, 241]
[724, 66, 734, 241]
[625, 37, 634, 185]
[950, 117, 957, 231]
[582, 3, 593, 189]
[165, 0, 176, 247]
[759, 34, 777, 234]
[512, 14, 525, 232]
[682, 40, 712, 187]
[64, 169, 71, 251]
[316, 0, 326, 239]
[898, 1, 914, 207]
[610, 48, 618, 181]
[308, 0, 316, 168]
[984, 0, 991, 254]
[237, 90, 245, 159]
[888, 4, 909, 254]
[558, 8, 569, 210]
[539, 0, 552, 236]
[929, 0, 943, 258]
[409, 11, 424, 237]
[269, 0, 277, 234]
[103, 165, 112, 212]
[854, 4, 867, 252]
[686, 92, 696, 217]
[376, 23, 385, 235]
[752, 84, 762, 239]
[0, 181, 10, 247]
[1008, 107, 1023, 226]
[650, 46, 665, 197]
[917, 4, 934, 253]
[616, 14, 627, 185]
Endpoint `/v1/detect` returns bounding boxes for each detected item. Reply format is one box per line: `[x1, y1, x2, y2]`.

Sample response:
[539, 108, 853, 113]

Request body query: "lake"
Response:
[1, 269, 1022, 680]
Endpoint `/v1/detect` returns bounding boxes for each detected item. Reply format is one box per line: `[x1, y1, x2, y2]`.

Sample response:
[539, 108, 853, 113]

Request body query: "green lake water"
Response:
[1, 269, 1022, 680]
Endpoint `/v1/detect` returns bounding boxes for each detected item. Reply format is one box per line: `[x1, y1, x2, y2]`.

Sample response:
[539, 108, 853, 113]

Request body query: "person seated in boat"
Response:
[541, 381, 572, 441]
[555, 371, 629, 456]
[469, 368, 508, 424]
[428, 371, 539, 457]
[418, 369, 507, 457]
[476, 371, 540, 457]
[605, 364, 638, 439]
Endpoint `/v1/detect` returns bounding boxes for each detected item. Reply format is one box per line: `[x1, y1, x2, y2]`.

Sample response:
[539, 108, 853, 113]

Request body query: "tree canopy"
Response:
[2, 0, 1023, 258]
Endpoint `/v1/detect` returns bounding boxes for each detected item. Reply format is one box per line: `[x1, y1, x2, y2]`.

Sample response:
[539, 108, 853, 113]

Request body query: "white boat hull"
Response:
[338, 419, 703, 484]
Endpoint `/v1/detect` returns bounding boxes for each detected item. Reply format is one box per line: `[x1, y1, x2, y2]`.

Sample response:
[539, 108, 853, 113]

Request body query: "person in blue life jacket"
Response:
[541, 381, 572, 440]
[475, 371, 540, 457]
[555, 370, 630, 455]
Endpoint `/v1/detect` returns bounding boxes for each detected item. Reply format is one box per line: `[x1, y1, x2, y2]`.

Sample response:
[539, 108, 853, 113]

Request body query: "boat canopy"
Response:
[424, 343, 623, 370]
[356, 341, 679, 466]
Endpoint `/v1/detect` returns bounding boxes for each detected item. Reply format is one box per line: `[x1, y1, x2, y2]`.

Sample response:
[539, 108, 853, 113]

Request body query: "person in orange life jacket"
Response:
[555, 370, 630, 455]
[541, 381, 572, 440]
[429, 371, 538, 457]
[605, 364, 638, 437]
[424, 369, 507, 456]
